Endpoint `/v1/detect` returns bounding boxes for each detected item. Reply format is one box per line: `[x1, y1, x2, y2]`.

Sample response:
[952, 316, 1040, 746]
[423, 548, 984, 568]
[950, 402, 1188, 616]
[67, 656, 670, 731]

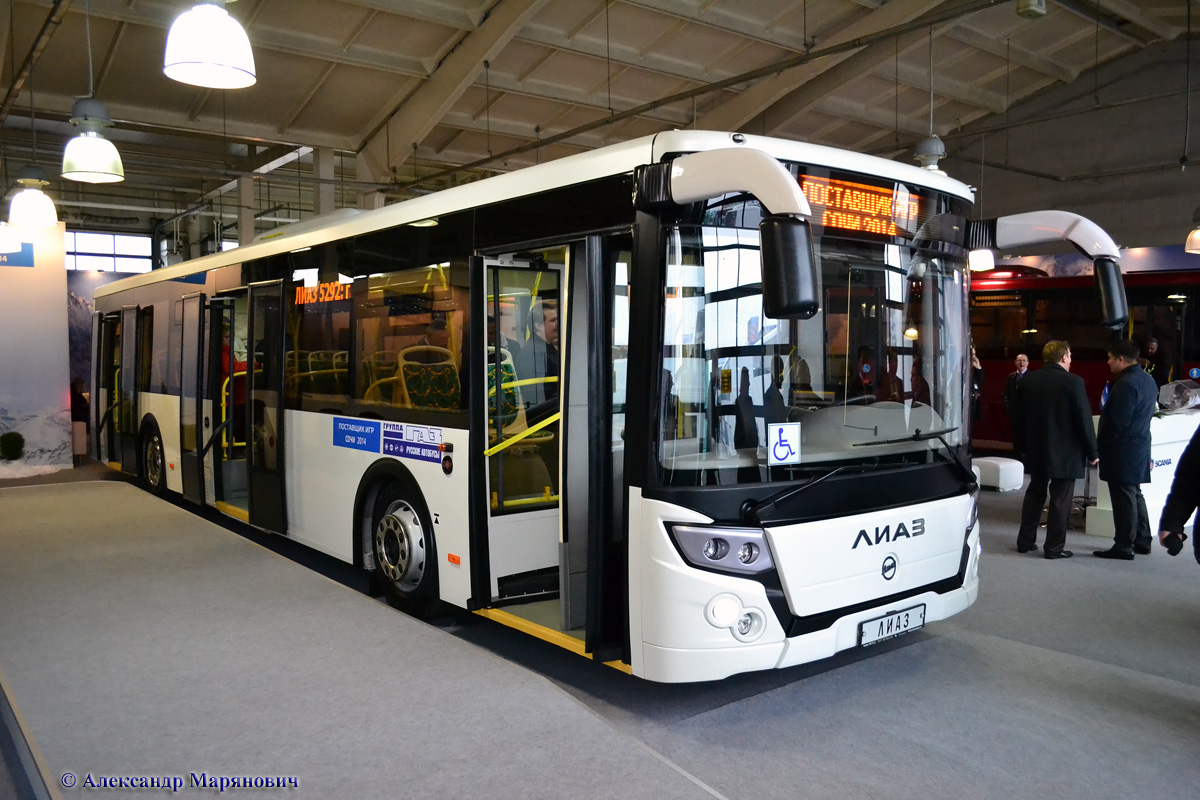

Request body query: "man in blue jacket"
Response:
[1095, 338, 1159, 560]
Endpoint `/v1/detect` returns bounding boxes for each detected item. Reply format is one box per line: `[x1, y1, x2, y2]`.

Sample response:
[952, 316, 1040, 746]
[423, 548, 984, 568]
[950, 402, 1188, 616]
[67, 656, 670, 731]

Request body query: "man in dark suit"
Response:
[1012, 340, 1099, 559]
[1094, 339, 1159, 560]
[1002, 353, 1029, 418]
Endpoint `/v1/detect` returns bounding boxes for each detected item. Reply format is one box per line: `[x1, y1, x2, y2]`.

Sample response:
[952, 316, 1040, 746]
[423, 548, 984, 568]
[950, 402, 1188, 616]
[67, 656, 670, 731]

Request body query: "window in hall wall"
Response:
[65, 231, 153, 273]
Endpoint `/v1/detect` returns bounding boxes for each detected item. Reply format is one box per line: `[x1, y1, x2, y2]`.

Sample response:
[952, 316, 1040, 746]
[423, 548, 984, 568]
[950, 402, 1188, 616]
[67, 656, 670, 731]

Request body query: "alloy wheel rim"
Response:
[374, 499, 426, 592]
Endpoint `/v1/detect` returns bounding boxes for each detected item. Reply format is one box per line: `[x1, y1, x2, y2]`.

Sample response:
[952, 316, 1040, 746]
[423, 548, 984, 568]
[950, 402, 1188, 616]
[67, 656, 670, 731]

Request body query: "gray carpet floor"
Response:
[0, 482, 715, 799]
[2, 479, 1200, 799]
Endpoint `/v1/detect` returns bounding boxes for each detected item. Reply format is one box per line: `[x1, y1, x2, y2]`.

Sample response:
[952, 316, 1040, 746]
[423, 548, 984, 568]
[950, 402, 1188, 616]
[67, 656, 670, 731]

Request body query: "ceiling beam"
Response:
[279, 63, 337, 134]
[93, 19, 126, 95]
[885, 58, 1007, 114]
[1053, 0, 1156, 45]
[815, 95, 937, 139]
[624, 0, 810, 53]
[0, 0, 72, 124]
[943, 25, 1076, 84]
[759, 11, 977, 136]
[357, 0, 549, 182]
[695, 0, 944, 132]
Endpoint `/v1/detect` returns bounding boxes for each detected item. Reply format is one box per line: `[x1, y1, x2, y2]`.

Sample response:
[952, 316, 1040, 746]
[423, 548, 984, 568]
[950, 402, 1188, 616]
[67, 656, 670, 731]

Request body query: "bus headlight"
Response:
[668, 524, 775, 575]
[733, 609, 766, 642]
[966, 492, 979, 535]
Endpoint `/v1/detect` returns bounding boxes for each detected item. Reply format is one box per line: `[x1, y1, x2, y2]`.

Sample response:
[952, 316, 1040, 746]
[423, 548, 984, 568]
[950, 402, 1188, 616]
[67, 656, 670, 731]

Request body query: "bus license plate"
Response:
[859, 604, 925, 647]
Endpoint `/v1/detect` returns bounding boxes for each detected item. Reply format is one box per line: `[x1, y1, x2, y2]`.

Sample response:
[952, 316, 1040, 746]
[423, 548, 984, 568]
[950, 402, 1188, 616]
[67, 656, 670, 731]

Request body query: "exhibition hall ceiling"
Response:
[0, 0, 1193, 236]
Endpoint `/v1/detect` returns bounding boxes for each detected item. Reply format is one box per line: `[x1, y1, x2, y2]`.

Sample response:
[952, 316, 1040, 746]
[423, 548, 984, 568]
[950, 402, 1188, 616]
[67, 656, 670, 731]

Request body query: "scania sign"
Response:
[852, 519, 925, 549]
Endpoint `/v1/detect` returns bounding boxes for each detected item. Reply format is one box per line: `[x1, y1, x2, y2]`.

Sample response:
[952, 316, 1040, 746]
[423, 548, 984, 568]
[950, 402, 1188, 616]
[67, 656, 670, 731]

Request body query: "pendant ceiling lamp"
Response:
[62, 99, 124, 183]
[163, 0, 256, 89]
[10, 164, 58, 231]
[1185, 207, 1200, 254]
[63, 0, 124, 183]
[9, 36, 56, 236]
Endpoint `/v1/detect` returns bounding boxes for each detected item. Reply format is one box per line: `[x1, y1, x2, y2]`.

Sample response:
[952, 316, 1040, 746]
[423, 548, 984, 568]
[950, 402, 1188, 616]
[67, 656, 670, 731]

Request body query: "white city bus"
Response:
[91, 131, 1126, 682]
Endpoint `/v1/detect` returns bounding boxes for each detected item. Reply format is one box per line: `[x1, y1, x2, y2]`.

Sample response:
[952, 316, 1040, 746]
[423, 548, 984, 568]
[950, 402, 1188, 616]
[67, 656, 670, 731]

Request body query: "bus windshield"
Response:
[657, 224, 970, 487]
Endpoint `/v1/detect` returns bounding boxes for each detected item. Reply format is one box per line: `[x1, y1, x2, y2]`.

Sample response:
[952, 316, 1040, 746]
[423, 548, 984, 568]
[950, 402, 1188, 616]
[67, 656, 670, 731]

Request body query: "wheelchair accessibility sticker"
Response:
[767, 422, 801, 466]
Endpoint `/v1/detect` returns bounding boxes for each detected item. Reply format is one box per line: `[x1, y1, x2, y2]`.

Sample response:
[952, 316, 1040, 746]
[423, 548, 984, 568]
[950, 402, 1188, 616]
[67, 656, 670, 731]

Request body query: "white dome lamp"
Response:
[62, 1, 124, 183]
[9, 164, 59, 232]
[164, 0, 256, 89]
[62, 98, 124, 183]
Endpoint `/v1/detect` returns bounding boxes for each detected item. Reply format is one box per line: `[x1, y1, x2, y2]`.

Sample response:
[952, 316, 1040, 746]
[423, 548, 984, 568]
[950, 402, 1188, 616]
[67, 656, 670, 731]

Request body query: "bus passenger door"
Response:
[90, 312, 114, 463]
[564, 234, 631, 660]
[179, 293, 206, 504]
[478, 257, 563, 608]
[204, 296, 246, 517]
[246, 281, 287, 533]
[117, 305, 141, 475]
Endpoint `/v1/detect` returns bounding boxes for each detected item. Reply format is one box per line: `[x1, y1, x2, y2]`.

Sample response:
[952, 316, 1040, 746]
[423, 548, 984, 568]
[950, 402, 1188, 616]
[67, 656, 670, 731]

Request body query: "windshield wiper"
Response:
[851, 426, 959, 446]
[742, 459, 881, 524]
[852, 427, 977, 492]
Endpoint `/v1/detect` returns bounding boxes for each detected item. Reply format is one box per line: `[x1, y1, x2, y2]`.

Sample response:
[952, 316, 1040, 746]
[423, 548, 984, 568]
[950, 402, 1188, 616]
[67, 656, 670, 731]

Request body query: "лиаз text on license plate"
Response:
[859, 604, 926, 647]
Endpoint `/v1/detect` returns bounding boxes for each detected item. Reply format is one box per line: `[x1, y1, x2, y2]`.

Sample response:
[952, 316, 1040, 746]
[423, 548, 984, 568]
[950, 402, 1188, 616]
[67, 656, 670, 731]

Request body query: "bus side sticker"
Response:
[333, 418, 381, 452]
[382, 422, 443, 463]
[332, 418, 444, 463]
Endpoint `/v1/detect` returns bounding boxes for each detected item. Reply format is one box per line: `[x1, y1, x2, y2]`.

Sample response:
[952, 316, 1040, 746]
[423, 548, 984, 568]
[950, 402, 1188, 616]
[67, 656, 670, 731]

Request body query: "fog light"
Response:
[731, 608, 766, 642]
[702, 538, 729, 560]
[737, 542, 758, 564]
[704, 594, 741, 628]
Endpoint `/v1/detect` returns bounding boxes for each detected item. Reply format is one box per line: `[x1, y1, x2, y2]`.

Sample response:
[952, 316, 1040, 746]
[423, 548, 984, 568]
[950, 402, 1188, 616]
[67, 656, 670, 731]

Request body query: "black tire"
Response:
[141, 425, 167, 496]
[368, 476, 439, 616]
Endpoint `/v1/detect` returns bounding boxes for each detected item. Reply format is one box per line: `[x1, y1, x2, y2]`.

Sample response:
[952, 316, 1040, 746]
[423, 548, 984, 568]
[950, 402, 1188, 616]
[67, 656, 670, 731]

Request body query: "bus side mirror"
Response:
[760, 215, 819, 319]
[1093, 257, 1128, 330]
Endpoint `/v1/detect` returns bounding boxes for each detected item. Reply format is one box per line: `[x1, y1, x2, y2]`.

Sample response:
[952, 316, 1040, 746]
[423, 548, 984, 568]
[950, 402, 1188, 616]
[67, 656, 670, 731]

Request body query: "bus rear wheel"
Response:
[370, 480, 438, 615]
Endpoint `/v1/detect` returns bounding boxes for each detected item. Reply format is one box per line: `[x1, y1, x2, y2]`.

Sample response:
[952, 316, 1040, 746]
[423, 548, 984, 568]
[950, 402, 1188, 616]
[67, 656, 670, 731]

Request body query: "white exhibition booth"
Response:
[1086, 410, 1200, 538]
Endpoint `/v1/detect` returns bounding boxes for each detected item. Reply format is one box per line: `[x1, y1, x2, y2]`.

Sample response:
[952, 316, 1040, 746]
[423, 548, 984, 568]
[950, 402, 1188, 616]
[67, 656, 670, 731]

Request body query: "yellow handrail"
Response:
[483, 411, 560, 457]
[220, 371, 248, 451]
[487, 375, 558, 398]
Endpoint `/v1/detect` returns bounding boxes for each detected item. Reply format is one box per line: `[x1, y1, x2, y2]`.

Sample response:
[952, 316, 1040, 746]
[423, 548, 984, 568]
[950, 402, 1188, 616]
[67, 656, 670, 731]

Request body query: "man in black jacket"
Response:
[1095, 339, 1159, 560]
[1012, 340, 1099, 559]
[1158, 424, 1200, 561]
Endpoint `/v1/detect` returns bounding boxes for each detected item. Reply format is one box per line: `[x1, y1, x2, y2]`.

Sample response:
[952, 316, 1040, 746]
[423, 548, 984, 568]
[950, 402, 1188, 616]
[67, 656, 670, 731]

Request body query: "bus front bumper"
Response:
[639, 581, 977, 684]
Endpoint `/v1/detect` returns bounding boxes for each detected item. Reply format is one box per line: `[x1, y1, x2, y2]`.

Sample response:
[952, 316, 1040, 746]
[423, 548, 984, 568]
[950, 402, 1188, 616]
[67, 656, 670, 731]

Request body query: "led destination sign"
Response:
[295, 281, 351, 305]
[799, 175, 920, 237]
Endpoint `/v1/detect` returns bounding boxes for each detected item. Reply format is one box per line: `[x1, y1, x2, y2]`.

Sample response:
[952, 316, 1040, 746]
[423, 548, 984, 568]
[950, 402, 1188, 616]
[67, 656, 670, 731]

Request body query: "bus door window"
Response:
[486, 256, 561, 511]
[220, 295, 250, 458]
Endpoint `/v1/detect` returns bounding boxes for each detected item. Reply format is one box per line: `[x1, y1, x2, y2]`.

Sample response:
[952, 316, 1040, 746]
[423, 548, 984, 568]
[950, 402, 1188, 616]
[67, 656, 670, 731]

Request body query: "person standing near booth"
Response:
[1094, 339, 1159, 560]
[1012, 340, 1098, 559]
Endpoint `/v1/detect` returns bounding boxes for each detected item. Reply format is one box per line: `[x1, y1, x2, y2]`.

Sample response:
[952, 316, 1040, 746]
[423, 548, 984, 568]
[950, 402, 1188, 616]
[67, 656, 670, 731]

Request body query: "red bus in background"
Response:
[970, 267, 1199, 448]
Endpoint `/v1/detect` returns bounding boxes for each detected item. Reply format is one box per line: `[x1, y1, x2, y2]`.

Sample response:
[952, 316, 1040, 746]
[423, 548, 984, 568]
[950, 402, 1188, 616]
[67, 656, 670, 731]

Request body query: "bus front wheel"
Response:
[141, 426, 166, 496]
[370, 479, 438, 615]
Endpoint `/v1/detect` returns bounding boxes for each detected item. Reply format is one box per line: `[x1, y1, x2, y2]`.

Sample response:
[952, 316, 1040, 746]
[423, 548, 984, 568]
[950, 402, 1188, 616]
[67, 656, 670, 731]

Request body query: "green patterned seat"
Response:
[402, 362, 460, 410]
[488, 362, 519, 425]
